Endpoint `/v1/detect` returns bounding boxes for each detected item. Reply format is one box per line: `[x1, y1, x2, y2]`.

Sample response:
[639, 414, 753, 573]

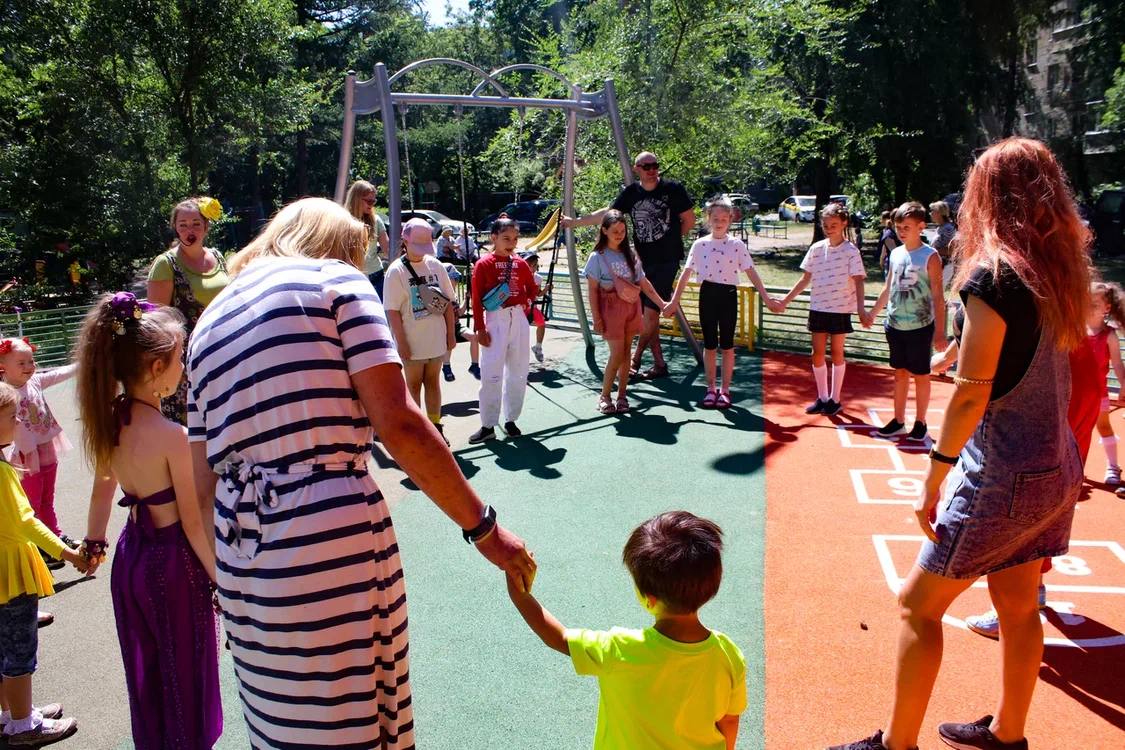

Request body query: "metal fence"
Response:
[0, 305, 90, 368]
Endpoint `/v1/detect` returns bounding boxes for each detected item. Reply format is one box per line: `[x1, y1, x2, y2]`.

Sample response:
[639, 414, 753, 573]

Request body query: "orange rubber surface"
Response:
[762, 352, 1125, 749]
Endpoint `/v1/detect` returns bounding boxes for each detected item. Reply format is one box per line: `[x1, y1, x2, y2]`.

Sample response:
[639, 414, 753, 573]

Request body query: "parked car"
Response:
[480, 199, 560, 234]
[401, 209, 475, 239]
[779, 195, 816, 222]
[1092, 188, 1125, 256]
[723, 193, 759, 223]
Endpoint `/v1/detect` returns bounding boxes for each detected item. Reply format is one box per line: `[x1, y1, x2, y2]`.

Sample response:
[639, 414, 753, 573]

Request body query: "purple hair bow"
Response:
[109, 291, 157, 336]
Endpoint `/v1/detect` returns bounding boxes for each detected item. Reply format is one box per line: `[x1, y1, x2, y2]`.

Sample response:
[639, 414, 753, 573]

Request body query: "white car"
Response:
[779, 195, 816, 222]
[401, 209, 476, 239]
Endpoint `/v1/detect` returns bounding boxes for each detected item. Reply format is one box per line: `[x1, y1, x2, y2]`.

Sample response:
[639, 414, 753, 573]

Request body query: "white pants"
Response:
[479, 306, 530, 427]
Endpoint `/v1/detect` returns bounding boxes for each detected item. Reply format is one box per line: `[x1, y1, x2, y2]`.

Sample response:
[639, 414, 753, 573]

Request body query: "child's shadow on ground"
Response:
[1039, 612, 1125, 730]
[483, 436, 567, 479]
[612, 409, 683, 445]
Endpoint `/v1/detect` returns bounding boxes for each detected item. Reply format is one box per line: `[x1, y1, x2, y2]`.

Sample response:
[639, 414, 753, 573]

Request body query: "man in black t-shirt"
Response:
[562, 152, 695, 378]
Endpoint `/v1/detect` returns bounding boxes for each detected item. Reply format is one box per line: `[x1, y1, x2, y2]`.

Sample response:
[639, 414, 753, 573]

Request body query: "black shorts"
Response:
[886, 323, 934, 375]
[807, 310, 853, 335]
[642, 261, 679, 311]
[699, 281, 738, 350]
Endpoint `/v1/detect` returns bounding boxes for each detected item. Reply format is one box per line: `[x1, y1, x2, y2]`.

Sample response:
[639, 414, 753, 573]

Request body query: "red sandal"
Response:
[700, 390, 718, 408]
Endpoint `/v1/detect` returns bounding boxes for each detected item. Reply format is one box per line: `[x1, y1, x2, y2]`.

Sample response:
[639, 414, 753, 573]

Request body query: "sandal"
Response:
[716, 392, 732, 409]
[615, 396, 630, 413]
[642, 364, 669, 380]
[598, 396, 617, 414]
[700, 390, 718, 408]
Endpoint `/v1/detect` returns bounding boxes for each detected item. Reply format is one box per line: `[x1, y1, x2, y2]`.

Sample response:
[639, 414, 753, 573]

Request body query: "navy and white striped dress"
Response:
[187, 257, 413, 749]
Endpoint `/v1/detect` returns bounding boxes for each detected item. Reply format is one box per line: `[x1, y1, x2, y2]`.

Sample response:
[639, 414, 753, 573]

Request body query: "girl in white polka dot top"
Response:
[665, 197, 782, 409]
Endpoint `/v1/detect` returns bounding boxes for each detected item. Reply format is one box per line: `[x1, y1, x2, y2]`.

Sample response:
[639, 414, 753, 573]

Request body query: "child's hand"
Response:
[506, 570, 532, 600]
[765, 297, 784, 314]
[398, 341, 412, 361]
[61, 546, 88, 574]
[478, 330, 492, 347]
[932, 330, 947, 353]
[661, 301, 678, 317]
[593, 319, 604, 335]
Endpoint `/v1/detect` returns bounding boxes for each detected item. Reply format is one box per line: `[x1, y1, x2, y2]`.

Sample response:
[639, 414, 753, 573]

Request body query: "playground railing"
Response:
[0, 305, 92, 368]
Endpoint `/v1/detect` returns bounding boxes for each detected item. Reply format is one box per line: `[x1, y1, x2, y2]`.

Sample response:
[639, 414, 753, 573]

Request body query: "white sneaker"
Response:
[532, 344, 544, 362]
[965, 584, 1048, 640]
[1102, 463, 1120, 488]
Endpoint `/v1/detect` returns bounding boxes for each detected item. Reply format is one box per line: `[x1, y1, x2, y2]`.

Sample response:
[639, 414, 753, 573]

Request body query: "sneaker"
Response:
[37, 611, 54, 628]
[965, 585, 1048, 640]
[468, 426, 495, 444]
[805, 399, 826, 414]
[468, 363, 481, 379]
[937, 715, 1027, 750]
[907, 421, 928, 442]
[1105, 464, 1121, 485]
[532, 344, 544, 362]
[876, 419, 907, 438]
[58, 535, 80, 549]
[442, 364, 455, 382]
[503, 421, 522, 438]
[827, 729, 915, 750]
[434, 423, 450, 447]
[7, 716, 78, 747]
[822, 399, 842, 416]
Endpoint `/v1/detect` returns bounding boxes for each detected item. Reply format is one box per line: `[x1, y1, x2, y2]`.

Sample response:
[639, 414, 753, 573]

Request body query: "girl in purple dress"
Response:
[75, 292, 221, 749]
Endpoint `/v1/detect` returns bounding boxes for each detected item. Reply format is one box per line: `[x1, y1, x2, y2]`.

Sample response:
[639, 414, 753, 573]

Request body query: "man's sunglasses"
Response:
[637, 162, 659, 171]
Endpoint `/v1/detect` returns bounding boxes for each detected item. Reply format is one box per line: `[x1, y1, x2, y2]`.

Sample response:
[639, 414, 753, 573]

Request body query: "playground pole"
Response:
[374, 63, 403, 261]
[562, 98, 593, 348]
[334, 72, 358, 203]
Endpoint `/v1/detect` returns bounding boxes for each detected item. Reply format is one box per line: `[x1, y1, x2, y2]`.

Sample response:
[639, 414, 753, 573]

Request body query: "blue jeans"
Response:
[0, 594, 39, 677]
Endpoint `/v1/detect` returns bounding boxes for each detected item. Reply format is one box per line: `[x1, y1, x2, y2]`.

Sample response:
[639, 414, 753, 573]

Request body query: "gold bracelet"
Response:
[954, 375, 994, 386]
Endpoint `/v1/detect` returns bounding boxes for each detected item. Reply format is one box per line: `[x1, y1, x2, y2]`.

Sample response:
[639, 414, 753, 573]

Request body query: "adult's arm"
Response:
[560, 207, 609, 229]
[679, 208, 697, 238]
[147, 280, 173, 306]
[353, 362, 536, 591]
[917, 294, 1004, 541]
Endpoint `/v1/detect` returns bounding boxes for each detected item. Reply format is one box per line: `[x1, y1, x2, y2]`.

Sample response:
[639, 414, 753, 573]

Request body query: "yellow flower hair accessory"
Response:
[198, 196, 223, 222]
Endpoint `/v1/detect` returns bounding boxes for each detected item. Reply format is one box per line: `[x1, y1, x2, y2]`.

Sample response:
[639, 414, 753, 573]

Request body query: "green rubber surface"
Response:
[388, 341, 767, 749]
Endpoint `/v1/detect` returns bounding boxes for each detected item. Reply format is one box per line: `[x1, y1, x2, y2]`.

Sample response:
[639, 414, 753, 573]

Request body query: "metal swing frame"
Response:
[334, 59, 698, 356]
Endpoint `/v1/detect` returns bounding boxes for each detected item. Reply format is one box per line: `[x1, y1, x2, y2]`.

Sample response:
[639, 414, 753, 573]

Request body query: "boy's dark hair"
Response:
[490, 217, 520, 235]
[893, 201, 927, 223]
[622, 511, 724, 614]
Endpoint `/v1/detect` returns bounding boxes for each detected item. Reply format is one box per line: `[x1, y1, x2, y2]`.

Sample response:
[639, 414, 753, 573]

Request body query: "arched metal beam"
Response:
[471, 64, 581, 100]
[387, 58, 510, 98]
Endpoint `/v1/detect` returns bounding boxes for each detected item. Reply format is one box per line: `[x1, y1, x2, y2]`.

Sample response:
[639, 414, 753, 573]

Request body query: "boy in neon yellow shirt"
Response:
[507, 511, 746, 749]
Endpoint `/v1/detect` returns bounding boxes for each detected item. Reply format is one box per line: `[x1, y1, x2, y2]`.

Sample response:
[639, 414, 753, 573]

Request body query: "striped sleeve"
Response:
[325, 263, 402, 376]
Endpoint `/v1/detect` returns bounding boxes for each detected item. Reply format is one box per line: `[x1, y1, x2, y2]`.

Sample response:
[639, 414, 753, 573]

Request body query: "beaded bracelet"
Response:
[954, 375, 994, 386]
[81, 538, 109, 565]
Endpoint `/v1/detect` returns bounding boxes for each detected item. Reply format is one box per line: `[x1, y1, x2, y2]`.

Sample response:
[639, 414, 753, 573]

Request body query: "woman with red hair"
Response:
[831, 138, 1090, 750]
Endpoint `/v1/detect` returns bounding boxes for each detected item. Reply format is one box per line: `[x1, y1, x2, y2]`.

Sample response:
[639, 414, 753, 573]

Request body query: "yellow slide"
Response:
[524, 208, 560, 252]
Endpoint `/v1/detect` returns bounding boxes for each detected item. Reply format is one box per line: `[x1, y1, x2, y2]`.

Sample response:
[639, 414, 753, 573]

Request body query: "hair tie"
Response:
[197, 196, 223, 222]
[109, 292, 157, 336]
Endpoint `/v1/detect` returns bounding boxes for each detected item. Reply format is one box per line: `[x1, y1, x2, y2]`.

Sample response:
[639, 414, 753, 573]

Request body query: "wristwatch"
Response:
[928, 448, 958, 465]
[462, 505, 497, 544]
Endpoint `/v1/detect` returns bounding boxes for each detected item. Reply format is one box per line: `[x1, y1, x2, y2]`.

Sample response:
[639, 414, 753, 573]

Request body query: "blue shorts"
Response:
[0, 594, 39, 677]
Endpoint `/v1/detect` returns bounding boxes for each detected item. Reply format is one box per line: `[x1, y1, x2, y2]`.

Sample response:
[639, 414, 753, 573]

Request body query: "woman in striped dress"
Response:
[187, 198, 536, 749]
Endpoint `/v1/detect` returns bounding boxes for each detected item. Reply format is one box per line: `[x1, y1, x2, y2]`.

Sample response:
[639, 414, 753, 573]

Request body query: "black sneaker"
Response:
[876, 419, 907, 438]
[907, 421, 928, 442]
[827, 729, 915, 750]
[442, 364, 455, 382]
[822, 399, 842, 416]
[937, 715, 1027, 750]
[468, 426, 495, 444]
[503, 421, 522, 437]
[805, 399, 826, 414]
[468, 363, 481, 379]
[434, 423, 450, 447]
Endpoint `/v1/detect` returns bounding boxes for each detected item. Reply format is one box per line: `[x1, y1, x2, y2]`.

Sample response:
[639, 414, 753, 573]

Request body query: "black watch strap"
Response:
[929, 448, 958, 465]
[463, 505, 497, 544]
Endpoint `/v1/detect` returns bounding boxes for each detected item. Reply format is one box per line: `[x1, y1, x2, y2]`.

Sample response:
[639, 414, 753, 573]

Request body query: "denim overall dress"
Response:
[918, 327, 1082, 579]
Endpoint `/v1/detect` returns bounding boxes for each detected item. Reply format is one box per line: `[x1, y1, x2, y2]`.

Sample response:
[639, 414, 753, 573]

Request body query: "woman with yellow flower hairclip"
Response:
[146, 197, 231, 425]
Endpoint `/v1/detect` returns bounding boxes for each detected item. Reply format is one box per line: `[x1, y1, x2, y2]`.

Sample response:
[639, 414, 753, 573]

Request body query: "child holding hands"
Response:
[75, 293, 221, 750]
[778, 203, 866, 415]
[584, 210, 669, 414]
[0, 381, 81, 747]
[866, 201, 946, 442]
[0, 337, 78, 551]
[507, 511, 746, 750]
[665, 197, 782, 408]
